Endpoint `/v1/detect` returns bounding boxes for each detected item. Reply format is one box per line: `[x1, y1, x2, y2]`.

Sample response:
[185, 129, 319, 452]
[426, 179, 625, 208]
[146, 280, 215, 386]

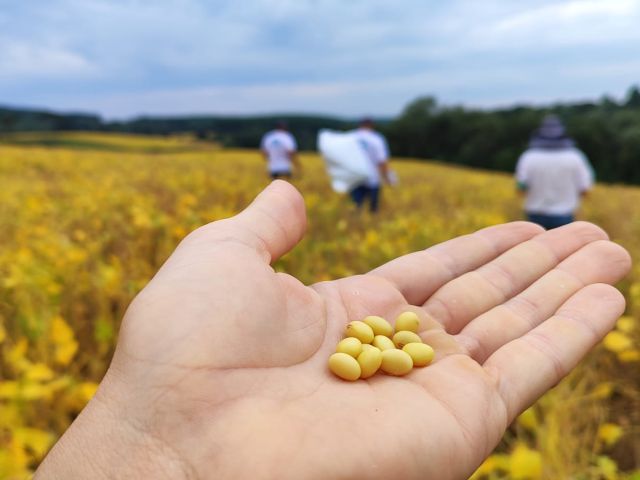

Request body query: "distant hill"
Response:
[2, 85, 640, 184]
[0, 106, 102, 132]
[0, 107, 363, 151]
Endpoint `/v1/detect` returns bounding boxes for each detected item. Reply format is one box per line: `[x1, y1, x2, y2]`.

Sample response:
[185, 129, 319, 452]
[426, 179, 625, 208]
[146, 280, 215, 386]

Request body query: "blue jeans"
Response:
[350, 185, 380, 212]
[270, 170, 292, 180]
[526, 212, 574, 230]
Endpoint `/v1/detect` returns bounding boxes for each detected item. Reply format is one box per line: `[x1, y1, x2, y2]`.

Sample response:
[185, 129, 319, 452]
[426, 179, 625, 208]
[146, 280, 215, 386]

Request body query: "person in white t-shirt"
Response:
[260, 122, 301, 180]
[349, 118, 392, 212]
[515, 115, 594, 230]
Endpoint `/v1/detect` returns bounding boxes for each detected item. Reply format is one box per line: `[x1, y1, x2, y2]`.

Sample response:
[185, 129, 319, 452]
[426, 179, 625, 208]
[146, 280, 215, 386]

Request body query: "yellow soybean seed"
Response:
[380, 349, 413, 376]
[345, 321, 374, 344]
[372, 335, 396, 351]
[336, 337, 363, 358]
[395, 311, 421, 333]
[402, 343, 435, 367]
[392, 330, 423, 348]
[357, 347, 382, 379]
[361, 344, 378, 352]
[362, 315, 394, 337]
[328, 353, 361, 381]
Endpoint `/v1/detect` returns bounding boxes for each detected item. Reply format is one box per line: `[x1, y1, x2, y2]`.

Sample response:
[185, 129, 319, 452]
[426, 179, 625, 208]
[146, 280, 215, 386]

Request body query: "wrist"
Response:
[35, 372, 194, 480]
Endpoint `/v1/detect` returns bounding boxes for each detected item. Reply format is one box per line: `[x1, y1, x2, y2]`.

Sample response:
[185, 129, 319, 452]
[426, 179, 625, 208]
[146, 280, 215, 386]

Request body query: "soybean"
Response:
[345, 321, 374, 344]
[395, 311, 420, 333]
[402, 343, 435, 367]
[380, 349, 413, 376]
[392, 330, 423, 349]
[372, 334, 396, 351]
[329, 314, 436, 381]
[336, 337, 363, 358]
[362, 315, 394, 337]
[357, 347, 382, 379]
[328, 353, 361, 381]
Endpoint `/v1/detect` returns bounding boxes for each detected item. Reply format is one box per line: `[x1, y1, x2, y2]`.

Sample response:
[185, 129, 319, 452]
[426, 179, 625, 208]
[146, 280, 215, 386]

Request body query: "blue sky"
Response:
[1, 0, 639, 119]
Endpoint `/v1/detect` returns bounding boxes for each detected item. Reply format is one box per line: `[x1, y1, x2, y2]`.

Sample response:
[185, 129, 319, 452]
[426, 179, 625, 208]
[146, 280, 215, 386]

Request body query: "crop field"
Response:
[0, 132, 638, 479]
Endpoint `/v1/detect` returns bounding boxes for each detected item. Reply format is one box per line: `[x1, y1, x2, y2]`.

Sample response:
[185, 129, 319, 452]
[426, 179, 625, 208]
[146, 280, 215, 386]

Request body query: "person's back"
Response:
[260, 124, 298, 179]
[351, 127, 389, 187]
[517, 147, 592, 214]
[347, 119, 391, 212]
[515, 116, 594, 229]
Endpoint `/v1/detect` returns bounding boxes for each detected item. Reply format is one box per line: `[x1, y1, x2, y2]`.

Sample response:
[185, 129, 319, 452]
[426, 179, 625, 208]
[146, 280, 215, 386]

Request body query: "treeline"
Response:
[385, 86, 640, 184]
[0, 107, 354, 151]
[111, 115, 354, 150]
[0, 107, 102, 132]
[2, 86, 640, 184]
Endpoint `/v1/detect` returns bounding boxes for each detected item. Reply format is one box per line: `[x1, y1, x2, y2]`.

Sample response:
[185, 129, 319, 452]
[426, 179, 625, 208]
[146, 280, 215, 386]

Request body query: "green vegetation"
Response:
[2, 85, 640, 184]
[387, 86, 640, 184]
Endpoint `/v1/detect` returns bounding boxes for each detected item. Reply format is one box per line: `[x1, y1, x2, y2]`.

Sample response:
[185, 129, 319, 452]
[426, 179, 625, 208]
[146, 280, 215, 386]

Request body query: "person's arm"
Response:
[576, 152, 595, 197]
[287, 135, 301, 174]
[288, 150, 302, 173]
[515, 153, 529, 194]
[378, 161, 391, 184]
[260, 135, 269, 163]
[377, 134, 392, 184]
[35, 181, 630, 480]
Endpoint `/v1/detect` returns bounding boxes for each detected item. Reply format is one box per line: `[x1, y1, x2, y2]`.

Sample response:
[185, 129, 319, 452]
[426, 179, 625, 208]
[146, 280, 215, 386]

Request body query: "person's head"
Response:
[275, 120, 288, 131]
[538, 115, 565, 138]
[360, 117, 375, 130]
[529, 114, 574, 150]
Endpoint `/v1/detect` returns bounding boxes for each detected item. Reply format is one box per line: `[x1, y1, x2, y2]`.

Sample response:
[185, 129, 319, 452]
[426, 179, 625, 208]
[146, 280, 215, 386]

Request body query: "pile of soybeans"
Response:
[328, 311, 435, 381]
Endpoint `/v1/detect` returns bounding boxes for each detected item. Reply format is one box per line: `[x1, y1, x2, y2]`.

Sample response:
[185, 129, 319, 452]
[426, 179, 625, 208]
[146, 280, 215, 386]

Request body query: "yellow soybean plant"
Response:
[0, 133, 638, 478]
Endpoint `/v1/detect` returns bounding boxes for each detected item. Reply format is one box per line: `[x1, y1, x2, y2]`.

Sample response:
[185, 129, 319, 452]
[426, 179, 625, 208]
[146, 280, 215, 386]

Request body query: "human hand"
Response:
[36, 181, 631, 480]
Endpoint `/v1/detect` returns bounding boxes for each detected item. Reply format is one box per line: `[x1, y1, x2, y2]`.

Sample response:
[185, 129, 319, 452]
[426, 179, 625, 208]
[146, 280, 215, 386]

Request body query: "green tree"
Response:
[625, 86, 640, 108]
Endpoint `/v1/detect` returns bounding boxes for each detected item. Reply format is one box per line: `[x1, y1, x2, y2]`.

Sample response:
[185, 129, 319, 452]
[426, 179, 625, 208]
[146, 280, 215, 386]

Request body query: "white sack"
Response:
[317, 129, 371, 193]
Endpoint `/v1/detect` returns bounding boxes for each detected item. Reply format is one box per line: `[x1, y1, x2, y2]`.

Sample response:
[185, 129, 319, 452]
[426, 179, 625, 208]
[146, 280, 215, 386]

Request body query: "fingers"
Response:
[185, 180, 307, 263]
[422, 222, 608, 333]
[484, 283, 625, 423]
[369, 222, 544, 306]
[456, 240, 631, 362]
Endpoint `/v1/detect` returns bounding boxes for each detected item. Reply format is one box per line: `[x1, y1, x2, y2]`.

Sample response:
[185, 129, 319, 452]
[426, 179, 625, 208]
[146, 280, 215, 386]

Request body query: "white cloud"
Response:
[0, 39, 97, 78]
[1, 0, 639, 116]
[496, 0, 637, 31]
[480, 0, 640, 47]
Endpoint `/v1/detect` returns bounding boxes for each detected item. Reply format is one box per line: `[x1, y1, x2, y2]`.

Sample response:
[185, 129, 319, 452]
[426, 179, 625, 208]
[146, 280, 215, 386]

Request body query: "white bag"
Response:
[317, 129, 371, 193]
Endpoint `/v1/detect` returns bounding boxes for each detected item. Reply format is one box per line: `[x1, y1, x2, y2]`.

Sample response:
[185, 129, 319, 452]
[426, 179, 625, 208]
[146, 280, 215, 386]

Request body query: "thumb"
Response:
[181, 179, 307, 264]
[232, 180, 307, 263]
[116, 180, 314, 371]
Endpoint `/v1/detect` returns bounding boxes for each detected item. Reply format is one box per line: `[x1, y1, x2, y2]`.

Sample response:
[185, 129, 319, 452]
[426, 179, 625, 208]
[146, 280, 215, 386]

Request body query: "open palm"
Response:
[37, 181, 631, 480]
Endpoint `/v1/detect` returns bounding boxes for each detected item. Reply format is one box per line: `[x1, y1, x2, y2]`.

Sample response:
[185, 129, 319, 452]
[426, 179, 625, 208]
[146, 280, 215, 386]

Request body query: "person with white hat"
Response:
[515, 115, 594, 229]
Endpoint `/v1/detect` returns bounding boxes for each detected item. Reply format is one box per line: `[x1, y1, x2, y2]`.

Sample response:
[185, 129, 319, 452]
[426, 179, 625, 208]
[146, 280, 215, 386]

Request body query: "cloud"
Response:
[0, 39, 97, 78]
[1, 0, 639, 117]
[481, 0, 640, 47]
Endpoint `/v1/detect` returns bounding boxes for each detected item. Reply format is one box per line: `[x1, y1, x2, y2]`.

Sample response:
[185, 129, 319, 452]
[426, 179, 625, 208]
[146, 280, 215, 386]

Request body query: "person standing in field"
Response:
[260, 121, 301, 180]
[349, 118, 392, 212]
[515, 115, 594, 229]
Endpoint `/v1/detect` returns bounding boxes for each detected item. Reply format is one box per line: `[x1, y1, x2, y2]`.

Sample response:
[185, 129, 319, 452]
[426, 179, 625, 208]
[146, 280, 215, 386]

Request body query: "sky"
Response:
[1, 0, 639, 119]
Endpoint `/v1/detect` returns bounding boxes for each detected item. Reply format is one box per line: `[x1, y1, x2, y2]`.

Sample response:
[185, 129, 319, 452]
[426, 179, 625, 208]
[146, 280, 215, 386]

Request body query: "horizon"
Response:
[3, 84, 637, 123]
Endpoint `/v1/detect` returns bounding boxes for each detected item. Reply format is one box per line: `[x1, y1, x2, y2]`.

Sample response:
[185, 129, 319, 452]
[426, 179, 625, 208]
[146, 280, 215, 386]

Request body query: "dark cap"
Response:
[360, 117, 374, 127]
[529, 114, 574, 149]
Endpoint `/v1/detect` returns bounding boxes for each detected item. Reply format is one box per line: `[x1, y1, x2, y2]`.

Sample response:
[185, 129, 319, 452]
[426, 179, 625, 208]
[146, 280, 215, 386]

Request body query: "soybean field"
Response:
[0, 132, 638, 479]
